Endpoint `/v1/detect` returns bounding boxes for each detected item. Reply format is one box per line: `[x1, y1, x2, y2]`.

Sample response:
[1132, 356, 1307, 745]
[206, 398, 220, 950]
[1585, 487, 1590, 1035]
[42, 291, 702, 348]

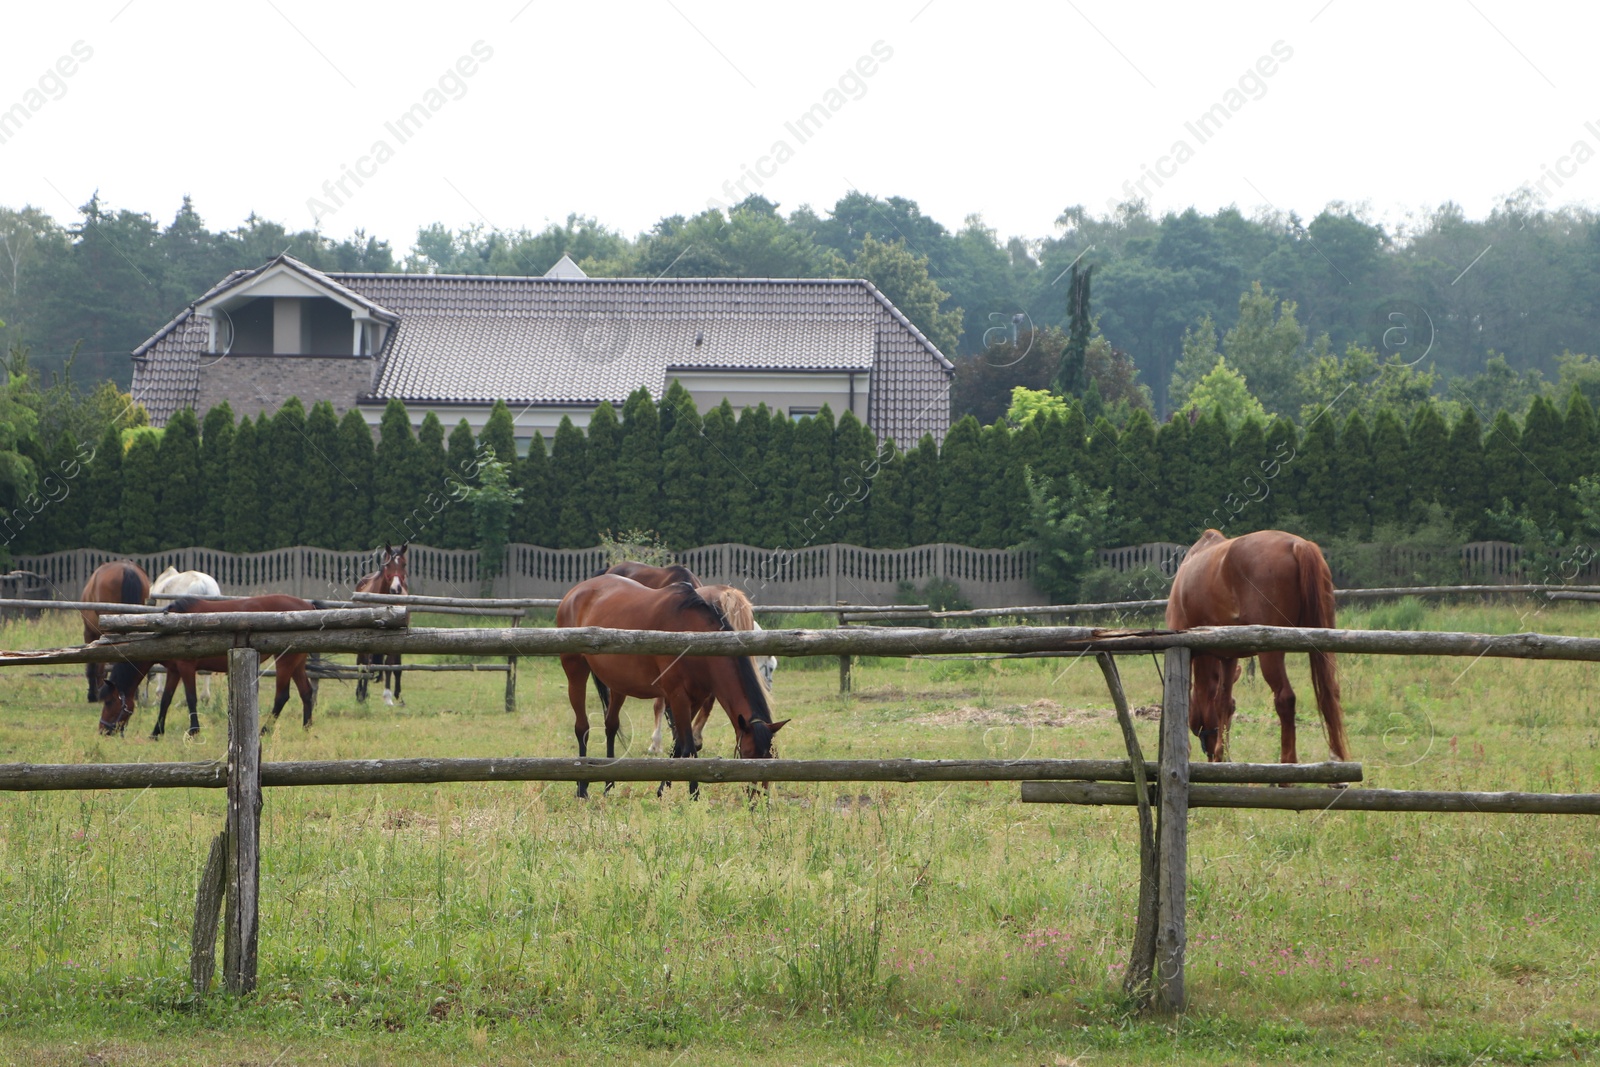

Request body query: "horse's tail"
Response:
[1296, 539, 1350, 761]
[592, 675, 610, 711]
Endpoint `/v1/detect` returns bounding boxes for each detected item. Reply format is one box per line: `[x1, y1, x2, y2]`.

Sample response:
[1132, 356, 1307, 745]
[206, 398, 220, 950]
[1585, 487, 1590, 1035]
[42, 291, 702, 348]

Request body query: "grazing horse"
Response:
[557, 574, 787, 798]
[97, 594, 318, 737]
[597, 563, 779, 754]
[354, 544, 409, 705]
[150, 567, 223, 697]
[1166, 529, 1351, 765]
[80, 560, 151, 704]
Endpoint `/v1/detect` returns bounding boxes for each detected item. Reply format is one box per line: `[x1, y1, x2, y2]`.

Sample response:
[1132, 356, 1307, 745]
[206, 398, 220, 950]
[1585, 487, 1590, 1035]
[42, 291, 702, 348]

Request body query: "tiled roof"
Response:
[131, 258, 954, 443]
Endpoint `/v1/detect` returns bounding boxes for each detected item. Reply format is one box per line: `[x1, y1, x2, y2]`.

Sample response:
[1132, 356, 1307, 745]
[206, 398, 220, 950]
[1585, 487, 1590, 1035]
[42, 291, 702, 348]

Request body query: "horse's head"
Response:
[379, 543, 409, 595]
[97, 661, 143, 735]
[735, 713, 789, 759]
[1189, 655, 1240, 761]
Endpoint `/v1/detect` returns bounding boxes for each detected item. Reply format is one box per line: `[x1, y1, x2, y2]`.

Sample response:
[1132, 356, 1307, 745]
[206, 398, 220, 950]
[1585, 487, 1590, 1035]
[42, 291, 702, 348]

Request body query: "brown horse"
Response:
[355, 544, 408, 705]
[1166, 529, 1350, 764]
[650, 584, 768, 753]
[80, 560, 151, 704]
[558, 573, 787, 798]
[98, 594, 318, 737]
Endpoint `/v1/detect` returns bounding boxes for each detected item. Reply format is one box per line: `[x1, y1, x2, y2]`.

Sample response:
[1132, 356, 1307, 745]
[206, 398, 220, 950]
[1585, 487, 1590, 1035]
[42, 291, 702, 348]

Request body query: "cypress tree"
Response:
[513, 432, 554, 546]
[1519, 395, 1566, 529]
[119, 433, 161, 553]
[866, 439, 908, 548]
[975, 422, 1021, 548]
[84, 425, 123, 550]
[482, 399, 517, 466]
[373, 400, 417, 547]
[198, 404, 234, 548]
[758, 414, 795, 546]
[698, 401, 738, 544]
[789, 406, 836, 546]
[1442, 408, 1485, 536]
[224, 417, 262, 553]
[1368, 408, 1410, 532]
[1115, 410, 1160, 544]
[1483, 410, 1524, 518]
[1084, 417, 1123, 542]
[261, 398, 307, 548]
[1153, 415, 1191, 543]
[442, 419, 478, 550]
[904, 433, 942, 545]
[832, 409, 875, 546]
[550, 417, 591, 548]
[1227, 417, 1269, 535]
[154, 409, 201, 550]
[298, 401, 342, 548]
[414, 412, 448, 546]
[615, 388, 661, 533]
[1408, 404, 1450, 515]
[34, 431, 87, 551]
[1564, 387, 1597, 531]
[1294, 412, 1338, 538]
[937, 415, 984, 544]
[1261, 416, 1300, 529]
[1336, 412, 1375, 539]
[335, 408, 375, 550]
[728, 404, 771, 544]
[1185, 410, 1234, 539]
[585, 402, 623, 536]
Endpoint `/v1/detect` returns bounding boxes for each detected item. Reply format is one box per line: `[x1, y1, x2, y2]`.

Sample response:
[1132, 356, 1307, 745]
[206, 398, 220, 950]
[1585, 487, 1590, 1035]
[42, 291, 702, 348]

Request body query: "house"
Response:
[130, 254, 954, 448]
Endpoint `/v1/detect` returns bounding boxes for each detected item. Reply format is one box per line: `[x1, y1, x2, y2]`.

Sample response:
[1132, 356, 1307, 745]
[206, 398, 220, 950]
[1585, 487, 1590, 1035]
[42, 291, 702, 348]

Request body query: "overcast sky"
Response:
[4, 1, 1598, 251]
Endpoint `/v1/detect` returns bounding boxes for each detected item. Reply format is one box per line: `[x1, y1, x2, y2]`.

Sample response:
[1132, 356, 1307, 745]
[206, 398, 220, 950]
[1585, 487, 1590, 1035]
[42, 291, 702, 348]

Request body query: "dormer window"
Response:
[195, 255, 397, 358]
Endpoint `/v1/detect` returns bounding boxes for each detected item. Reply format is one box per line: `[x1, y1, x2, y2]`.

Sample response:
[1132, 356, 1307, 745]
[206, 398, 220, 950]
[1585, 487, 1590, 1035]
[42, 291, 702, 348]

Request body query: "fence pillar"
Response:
[1155, 646, 1190, 1014]
[836, 608, 852, 694]
[1098, 653, 1157, 1005]
[223, 647, 262, 995]
[190, 827, 228, 995]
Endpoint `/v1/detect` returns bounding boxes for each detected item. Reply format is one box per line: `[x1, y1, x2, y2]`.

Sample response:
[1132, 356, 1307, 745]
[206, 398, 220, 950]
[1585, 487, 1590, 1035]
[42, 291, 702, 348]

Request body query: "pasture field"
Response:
[0, 601, 1597, 1065]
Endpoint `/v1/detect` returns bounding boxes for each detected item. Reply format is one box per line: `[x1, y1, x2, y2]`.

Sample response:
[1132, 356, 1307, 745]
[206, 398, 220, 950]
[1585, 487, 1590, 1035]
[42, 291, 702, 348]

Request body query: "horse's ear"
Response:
[769, 718, 791, 734]
[384, 542, 393, 554]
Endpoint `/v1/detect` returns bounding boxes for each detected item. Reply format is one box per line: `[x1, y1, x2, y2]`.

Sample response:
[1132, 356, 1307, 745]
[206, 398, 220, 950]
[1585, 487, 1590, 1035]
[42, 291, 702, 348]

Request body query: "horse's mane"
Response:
[106, 659, 141, 696]
[668, 584, 774, 725]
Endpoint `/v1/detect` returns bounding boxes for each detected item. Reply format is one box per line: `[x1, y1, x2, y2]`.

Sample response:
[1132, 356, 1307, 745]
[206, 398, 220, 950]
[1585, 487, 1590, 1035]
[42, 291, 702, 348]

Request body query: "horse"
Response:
[557, 573, 787, 798]
[80, 560, 151, 704]
[597, 563, 779, 754]
[150, 567, 223, 697]
[1166, 529, 1351, 765]
[648, 584, 774, 755]
[97, 594, 318, 737]
[354, 544, 409, 705]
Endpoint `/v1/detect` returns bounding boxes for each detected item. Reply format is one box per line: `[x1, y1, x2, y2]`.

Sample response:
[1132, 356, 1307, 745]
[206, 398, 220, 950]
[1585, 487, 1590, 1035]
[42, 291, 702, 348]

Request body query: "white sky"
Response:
[3, 0, 1598, 250]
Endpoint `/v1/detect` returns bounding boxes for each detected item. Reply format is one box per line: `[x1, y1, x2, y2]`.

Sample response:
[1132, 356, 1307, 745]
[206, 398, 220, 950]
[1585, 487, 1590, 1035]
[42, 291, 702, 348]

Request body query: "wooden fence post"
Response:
[837, 608, 852, 694]
[1155, 646, 1191, 1014]
[505, 614, 521, 713]
[1097, 653, 1157, 1005]
[190, 827, 228, 995]
[223, 647, 261, 995]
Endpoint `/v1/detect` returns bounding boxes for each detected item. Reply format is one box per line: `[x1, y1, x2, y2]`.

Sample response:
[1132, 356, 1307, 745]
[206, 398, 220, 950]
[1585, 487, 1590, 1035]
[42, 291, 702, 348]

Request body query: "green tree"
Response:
[1024, 469, 1109, 601]
[699, 401, 738, 544]
[461, 457, 523, 590]
[299, 401, 342, 549]
[585, 402, 622, 537]
[414, 412, 448, 545]
[1084, 417, 1123, 540]
[728, 404, 771, 544]
[757, 414, 795, 546]
[513, 433, 553, 546]
[1407, 404, 1450, 514]
[1294, 411, 1338, 537]
[1222, 282, 1305, 416]
[1167, 316, 1221, 410]
[442, 419, 478, 550]
[788, 407, 837, 546]
[833, 409, 875, 545]
[1177, 357, 1268, 430]
[1483, 410, 1524, 524]
[1226, 416, 1270, 535]
[83, 424, 123, 550]
[866, 439, 908, 548]
[223, 417, 262, 553]
[334, 408, 375, 550]
[1153, 415, 1191, 543]
[1006, 387, 1070, 427]
[1519, 395, 1568, 529]
[1443, 408, 1486, 537]
[850, 234, 962, 356]
[481, 399, 517, 465]
[937, 416, 983, 544]
[1368, 408, 1410, 530]
[119, 432, 160, 553]
[155, 408, 200, 549]
[1261, 416, 1300, 528]
[1336, 412, 1375, 539]
[261, 398, 306, 547]
[197, 404, 234, 548]
[1185, 410, 1233, 539]
[550, 416, 590, 548]
[615, 388, 661, 533]
[1114, 410, 1160, 544]
[1052, 263, 1094, 397]
[373, 400, 417, 547]
[904, 433, 941, 545]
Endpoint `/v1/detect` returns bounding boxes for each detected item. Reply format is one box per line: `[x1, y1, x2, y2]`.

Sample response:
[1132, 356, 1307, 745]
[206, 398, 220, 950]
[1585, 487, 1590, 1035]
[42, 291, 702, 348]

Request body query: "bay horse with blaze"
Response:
[98, 594, 318, 737]
[1166, 529, 1351, 765]
[354, 544, 408, 704]
[80, 560, 151, 705]
[558, 573, 787, 797]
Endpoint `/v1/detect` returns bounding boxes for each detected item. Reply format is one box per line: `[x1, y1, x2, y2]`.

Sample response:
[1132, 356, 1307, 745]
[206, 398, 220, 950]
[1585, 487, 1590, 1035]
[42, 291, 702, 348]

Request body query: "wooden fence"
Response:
[15, 539, 1593, 608]
[7, 615, 1600, 1011]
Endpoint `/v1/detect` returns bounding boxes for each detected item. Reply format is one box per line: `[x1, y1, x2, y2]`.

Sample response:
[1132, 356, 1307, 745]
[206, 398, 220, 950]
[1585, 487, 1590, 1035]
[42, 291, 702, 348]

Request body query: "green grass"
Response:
[0, 599, 1598, 1064]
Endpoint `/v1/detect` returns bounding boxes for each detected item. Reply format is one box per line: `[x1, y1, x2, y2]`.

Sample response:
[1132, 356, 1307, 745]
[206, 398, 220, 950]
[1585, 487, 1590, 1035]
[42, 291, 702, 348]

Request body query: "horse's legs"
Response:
[355, 652, 370, 702]
[602, 688, 627, 793]
[182, 665, 201, 737]
[86, 661, 101, 704]
[1258, 651, 1298, 765]
[388, 654, 404, 706]
[665, 685, 700, 799]
[282, 655, 315, 728]
[691, 696, 714, 753]
[1215, 657, 1241, 762]
[561, 655, 592, 797]
[648, 697, 665, 755]
[152, 666, 183, 738]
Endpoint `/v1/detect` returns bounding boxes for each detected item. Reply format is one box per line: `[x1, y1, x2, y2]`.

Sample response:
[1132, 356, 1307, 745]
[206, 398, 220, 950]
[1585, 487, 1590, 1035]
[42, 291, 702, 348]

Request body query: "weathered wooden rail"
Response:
[6, 613, 1600, 1015]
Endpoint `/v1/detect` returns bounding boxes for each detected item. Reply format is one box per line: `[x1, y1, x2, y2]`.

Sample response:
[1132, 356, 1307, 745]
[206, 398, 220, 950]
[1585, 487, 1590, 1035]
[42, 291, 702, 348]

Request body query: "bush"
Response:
[1077, 565, 1172, 605]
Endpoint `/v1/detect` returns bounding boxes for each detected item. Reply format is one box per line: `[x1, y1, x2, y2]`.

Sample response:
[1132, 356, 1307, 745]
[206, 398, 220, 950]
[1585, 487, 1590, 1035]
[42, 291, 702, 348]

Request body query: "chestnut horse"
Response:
[97, 594, 318, 737]
[558, 573, 787, 798]
[1166, 529, 1350, 764]
[355, 544, 408, 705]
[80, 560, 151, 704]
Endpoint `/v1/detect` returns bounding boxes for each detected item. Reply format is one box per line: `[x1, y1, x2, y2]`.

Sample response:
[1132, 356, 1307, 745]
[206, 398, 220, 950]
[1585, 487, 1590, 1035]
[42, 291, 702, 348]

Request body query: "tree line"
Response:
[10, 379, 1595, 561]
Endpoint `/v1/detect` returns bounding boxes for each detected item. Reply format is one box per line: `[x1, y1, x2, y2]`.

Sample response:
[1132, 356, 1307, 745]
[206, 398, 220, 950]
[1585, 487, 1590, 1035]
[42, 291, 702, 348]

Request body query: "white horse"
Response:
[647, 587, 778, 754]
[150, 567, 223, 696]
